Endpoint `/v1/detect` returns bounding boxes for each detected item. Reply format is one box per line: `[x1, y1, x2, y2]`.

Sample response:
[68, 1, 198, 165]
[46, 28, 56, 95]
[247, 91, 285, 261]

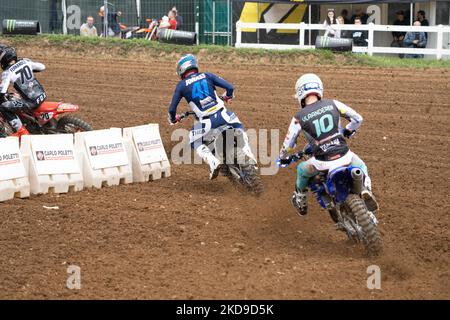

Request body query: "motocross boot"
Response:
[11, 126, 29, 138]
[196, 144, 222, 180]
[361, 176, 379, 212]
[292, 189, 308, 216]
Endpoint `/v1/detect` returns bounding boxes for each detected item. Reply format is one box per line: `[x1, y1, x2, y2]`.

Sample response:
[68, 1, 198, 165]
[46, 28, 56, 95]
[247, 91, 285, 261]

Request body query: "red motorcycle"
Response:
[0, 95, 93, 137]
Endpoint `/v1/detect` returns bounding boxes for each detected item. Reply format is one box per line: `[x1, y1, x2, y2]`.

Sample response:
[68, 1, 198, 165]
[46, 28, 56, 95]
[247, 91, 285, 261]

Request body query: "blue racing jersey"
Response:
[168, 72, 234, 121]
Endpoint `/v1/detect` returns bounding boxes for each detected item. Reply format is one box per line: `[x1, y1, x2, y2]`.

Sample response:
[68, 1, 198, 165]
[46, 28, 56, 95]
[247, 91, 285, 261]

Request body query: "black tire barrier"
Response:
[315, 36, 353, 52]
[2, 19, 40, 36]
[157, 29, 197, 46]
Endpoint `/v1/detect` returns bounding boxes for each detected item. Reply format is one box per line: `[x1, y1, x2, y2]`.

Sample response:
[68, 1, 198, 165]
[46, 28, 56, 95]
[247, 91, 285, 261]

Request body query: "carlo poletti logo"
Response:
[35, 151, 45, 161]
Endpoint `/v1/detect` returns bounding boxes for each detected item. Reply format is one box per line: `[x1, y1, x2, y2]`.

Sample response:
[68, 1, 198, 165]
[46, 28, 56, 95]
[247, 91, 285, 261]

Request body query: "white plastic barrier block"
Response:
[0, 137, 30, 201]
[20, 134, 83, 195]
[75, 128, 132, 188]
[123, 124, 171, 182]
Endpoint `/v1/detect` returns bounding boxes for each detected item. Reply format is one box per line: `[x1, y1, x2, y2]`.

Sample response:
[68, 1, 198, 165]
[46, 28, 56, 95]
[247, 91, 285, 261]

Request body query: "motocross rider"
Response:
[0, 46, 47, 137]
[278, 73, 378, 217]
[168, 54, 254, 179]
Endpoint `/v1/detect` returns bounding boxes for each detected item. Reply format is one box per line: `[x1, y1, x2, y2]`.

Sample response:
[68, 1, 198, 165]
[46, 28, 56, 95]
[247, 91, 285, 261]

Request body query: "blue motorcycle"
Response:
[284, 150, 382, 256]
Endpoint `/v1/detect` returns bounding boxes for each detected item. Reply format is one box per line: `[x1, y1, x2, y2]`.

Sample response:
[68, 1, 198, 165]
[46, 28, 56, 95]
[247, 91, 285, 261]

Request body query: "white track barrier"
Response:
[123, 124, 171, 182]
[20, 134, 83, 195]
[0, 137, 30, 201]
[75, 128, 132, 188]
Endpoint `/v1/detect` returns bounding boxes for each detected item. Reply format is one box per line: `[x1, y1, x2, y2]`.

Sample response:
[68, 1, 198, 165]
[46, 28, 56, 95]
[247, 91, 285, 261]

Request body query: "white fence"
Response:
[235, 22, 450, 60]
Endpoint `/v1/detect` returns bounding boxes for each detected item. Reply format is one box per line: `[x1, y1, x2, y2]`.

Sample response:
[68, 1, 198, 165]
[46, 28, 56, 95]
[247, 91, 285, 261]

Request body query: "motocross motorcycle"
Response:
[178, 110, 264, 196]
[0, 94, 93, 136]
[282, 149, 382, 256]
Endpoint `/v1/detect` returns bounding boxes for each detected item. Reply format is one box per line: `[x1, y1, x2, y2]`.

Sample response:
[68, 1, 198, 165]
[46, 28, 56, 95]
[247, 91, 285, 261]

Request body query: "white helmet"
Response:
[295, 73, 323, 106]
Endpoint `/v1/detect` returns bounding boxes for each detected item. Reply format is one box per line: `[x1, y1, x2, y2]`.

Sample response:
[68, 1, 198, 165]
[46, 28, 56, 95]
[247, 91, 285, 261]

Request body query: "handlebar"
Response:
[179, 111, 196, 121]
[289, 151, 305, 163]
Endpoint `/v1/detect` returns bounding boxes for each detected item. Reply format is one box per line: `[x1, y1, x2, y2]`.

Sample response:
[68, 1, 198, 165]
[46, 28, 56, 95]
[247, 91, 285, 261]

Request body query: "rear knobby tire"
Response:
[240, 164, 264, 196]
[57, 115, 93, 133]
[346, 194, 382, 257]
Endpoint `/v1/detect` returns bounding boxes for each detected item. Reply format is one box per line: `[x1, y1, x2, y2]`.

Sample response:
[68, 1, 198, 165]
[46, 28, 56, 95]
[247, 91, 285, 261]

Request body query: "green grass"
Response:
[2, 33, 450, 69]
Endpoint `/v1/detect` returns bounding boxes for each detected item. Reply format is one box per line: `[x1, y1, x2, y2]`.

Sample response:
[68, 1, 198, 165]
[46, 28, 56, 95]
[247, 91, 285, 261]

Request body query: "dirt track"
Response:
[0, 45, 449, 299]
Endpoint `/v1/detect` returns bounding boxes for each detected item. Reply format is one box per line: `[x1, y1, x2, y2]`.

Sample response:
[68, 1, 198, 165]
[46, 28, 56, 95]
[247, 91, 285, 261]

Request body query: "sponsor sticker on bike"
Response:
[0, 137, 26, 181]
[132, 125, 168, 165]
[84, 128, 129, 170]
[30, 134, 80, 175]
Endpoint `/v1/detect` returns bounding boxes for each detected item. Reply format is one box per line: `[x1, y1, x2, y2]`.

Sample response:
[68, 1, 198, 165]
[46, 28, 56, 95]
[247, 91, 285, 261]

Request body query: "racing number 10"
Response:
[192, 79, 210, 100]
[312, 114, 334, 137]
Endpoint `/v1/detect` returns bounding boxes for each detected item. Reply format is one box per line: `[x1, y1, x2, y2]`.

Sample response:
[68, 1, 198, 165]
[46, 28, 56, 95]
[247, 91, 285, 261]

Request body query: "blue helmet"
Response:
[176, 54, 198, 78]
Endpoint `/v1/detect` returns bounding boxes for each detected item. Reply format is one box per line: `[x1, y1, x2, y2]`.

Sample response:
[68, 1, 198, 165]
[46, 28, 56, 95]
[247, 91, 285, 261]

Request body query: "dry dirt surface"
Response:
[0, 45, 449, 299]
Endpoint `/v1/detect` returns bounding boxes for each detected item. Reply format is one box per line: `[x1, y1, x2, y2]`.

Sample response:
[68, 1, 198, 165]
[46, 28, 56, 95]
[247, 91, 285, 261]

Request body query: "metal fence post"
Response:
[103, 0, 108, 38]
[195, 0, 200, 45]
[212, 0, 216, 44]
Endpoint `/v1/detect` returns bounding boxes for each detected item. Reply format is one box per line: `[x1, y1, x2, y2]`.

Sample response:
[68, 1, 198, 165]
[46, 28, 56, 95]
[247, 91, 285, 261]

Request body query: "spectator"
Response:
[352, 17, 368, 47]
[404, 20, 427, 58]
[99, 5, 122, 37]
[160, 10, 177, 30]
[340, 9, 351, 25]
[323, 9, 339, 38]
[417, 10, 429, 39]
[391, 10, 408, 57]
[49, 0, 58, 33]
[337, 16, 351, 38]
[351, 8, 369, 24]
[80, 16, 98, 37]
[417, 10, 429, 26]
[172, 6, 183, 30]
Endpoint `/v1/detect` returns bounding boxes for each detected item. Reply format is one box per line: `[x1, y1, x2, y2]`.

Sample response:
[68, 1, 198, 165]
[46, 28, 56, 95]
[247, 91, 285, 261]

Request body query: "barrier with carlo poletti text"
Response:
[123, 124, 171, 183]
[20, 134, 83, 195]
[74, 128, 133, 189]
[0, 137, 30, 201]
[0, 125, 171, 201]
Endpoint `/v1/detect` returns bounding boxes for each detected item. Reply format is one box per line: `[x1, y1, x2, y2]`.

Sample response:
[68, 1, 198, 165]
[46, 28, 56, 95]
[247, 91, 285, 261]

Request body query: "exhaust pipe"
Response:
[351, 168, 364, 195]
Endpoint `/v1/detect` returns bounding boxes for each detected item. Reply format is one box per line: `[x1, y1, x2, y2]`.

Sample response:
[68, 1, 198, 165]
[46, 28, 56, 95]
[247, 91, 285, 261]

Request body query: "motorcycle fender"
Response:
[56, 103, 79, 114]
[36, 111, 57, 126]
[327, 167, 352, 204]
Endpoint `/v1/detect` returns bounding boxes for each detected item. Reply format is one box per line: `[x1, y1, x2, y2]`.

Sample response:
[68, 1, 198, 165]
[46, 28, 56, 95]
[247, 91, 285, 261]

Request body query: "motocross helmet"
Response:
[0, 46, 17, 70]
[295, 73, 323, 107]
[176, 54, 198, 79]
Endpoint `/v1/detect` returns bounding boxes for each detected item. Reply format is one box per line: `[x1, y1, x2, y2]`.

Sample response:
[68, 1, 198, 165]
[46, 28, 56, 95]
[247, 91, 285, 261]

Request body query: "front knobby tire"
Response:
[346, 194, 383, 257]
[57, 115, 93, 133]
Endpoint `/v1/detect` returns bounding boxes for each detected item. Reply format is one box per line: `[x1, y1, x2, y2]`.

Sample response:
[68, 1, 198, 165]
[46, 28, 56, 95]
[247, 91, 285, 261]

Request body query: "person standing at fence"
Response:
[324, 9, 340, 38]
[404, 21, 427, 59]
[172, 7, 183, 30]
[351, 8, 369, 24]
[352, 18, 368, 47]
[99, 6, 122, 37]
[417, 10, 429, 39]
[80, 16, 98, 37]
[340, 9, 351, 25]
[160, 10, 177, 30]
[337, 16, 351, 38]
[391, 10, 408, 58]
[49, 0, 58, 33]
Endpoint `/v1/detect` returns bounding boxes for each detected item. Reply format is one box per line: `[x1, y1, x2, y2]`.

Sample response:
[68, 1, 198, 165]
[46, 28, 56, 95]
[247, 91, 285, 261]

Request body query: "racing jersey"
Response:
[282, 99, 363, 161]
[168, 72, 234, 121]
[0, 58, 46, 105]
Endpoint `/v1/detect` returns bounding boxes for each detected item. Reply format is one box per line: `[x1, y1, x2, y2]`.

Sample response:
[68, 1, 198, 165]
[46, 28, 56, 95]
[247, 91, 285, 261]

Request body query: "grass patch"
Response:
[1, 33, 450, 69]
